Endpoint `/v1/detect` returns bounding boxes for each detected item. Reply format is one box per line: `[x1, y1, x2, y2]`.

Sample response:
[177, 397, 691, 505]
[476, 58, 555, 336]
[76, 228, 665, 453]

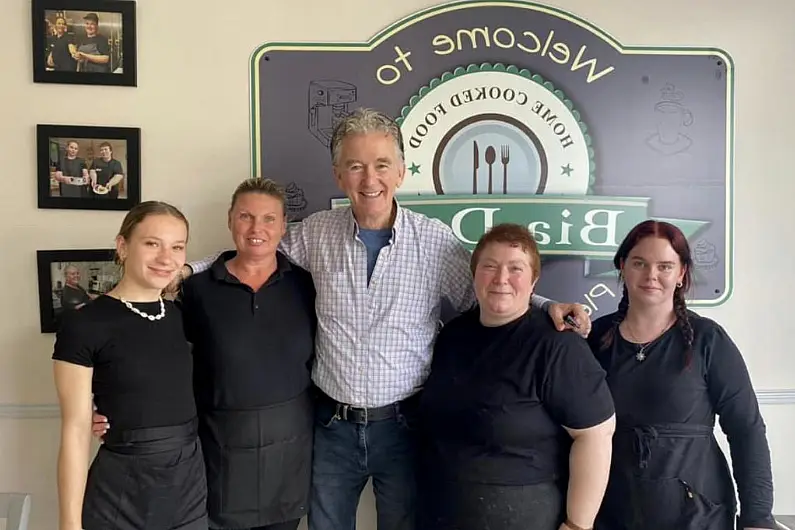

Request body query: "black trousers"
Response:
[418, 479, 564, 530]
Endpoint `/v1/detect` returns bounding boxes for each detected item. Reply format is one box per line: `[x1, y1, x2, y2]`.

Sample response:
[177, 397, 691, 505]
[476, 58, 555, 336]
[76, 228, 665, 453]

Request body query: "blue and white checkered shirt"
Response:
[190, 203, 550, 407]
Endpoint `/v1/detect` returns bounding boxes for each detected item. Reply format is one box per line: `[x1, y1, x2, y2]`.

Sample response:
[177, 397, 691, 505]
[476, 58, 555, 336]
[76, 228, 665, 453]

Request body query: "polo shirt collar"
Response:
[209, 249, 292, 285]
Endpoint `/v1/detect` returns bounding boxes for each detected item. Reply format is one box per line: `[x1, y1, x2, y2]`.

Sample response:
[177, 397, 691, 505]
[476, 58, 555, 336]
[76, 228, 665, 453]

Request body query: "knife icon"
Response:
[473, 140, 479, 194]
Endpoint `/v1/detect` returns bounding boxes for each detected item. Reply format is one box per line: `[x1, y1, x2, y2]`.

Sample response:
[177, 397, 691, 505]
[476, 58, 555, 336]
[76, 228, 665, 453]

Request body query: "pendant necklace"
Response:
[623, 318, 674, 362]
[120, 297, 165, 321]
[635, 342, 651, 362]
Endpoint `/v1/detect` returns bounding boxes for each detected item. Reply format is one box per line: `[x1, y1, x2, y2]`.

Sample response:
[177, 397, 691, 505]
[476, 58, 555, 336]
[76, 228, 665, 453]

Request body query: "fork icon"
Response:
[500, 145, 510, 194]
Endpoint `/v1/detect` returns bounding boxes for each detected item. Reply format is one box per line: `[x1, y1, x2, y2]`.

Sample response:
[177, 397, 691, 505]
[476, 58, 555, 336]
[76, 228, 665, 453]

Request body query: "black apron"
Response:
[596, 422, 736, 530]
[83, 417, 208, 530]
[200, 390, 314, 529]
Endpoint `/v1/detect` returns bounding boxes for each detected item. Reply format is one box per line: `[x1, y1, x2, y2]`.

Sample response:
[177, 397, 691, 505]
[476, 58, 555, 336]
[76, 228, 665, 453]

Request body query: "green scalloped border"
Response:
[395, 62, 596, 192]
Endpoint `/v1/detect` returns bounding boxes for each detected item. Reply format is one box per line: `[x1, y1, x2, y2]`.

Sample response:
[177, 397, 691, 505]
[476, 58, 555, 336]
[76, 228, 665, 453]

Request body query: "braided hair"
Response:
[599, 284, 629, 351]
[673, 281, 694, 368]
[597, 220, 694, 368]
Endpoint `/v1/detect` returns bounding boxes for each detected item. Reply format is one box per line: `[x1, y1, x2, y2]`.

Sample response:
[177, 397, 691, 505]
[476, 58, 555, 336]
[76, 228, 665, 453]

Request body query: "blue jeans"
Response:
[307, 396, 418, 530]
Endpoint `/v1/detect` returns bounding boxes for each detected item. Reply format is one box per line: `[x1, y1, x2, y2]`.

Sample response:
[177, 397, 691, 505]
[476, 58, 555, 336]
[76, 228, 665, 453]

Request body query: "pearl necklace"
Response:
[120, 297, 165, 321]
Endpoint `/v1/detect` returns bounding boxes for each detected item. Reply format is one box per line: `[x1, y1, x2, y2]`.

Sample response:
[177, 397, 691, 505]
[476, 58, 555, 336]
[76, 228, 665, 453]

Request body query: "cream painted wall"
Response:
[0, 0, 793, 528]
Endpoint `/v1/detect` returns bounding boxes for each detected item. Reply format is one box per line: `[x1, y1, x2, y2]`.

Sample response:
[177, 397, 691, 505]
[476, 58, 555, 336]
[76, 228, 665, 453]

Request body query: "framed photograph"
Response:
[37, 124, 141, 211]
[32, 0, 136, 87]
[37, 249, 119, 333]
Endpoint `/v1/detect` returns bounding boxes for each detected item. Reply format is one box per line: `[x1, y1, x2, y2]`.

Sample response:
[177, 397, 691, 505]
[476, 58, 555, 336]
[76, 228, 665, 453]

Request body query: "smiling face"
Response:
[228, 192, 286, 261]
[474, 242, 538, 326]
[99, 144, 112, 161]
[64, 265, 81, 287]
[334, 131, 405, 229]
[66, 141, 79, 158]
[116, 214, 188, 291]
[84, 20, 97, 37]
[55, 17, 67, 36]
[621, 236, 686, 309]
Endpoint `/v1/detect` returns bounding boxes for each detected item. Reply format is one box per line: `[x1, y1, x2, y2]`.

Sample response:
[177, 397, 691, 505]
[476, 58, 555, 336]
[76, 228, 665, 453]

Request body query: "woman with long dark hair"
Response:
[53, 201, 207, 530]
[588, 220, 775, 530]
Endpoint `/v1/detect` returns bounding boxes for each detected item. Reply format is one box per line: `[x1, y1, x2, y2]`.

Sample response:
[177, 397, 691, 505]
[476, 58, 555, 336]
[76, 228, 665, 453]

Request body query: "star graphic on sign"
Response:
[408, 162, 421, 176]
[561, 163, 573, 177]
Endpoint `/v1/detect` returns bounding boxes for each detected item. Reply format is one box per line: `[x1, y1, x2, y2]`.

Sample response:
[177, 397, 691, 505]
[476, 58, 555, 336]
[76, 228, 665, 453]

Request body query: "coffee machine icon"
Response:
[308, 80, 357, 146]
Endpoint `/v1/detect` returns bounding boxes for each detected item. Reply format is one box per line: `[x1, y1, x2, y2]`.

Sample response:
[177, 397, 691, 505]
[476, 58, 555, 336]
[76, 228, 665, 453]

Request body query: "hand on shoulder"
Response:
[547, 302, 591, 338]
[164, 265, 191, 295]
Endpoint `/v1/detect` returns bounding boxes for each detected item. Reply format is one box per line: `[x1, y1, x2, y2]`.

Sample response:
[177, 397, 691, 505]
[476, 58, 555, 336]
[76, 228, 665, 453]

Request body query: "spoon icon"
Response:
[485, 145, 496, 194]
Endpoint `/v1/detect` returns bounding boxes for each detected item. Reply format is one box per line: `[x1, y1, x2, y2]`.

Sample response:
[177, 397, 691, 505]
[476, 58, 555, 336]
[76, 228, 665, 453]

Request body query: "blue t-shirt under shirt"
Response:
[358, 228, 392, 283]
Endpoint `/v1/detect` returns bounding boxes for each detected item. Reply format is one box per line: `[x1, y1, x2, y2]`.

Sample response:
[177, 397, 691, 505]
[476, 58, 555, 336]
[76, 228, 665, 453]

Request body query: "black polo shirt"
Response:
[179, 251, 316, 411]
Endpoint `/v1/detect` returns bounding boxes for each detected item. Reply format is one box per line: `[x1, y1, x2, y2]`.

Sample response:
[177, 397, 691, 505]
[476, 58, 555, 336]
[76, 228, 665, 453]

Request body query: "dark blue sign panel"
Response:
[250, 0, 733, 316]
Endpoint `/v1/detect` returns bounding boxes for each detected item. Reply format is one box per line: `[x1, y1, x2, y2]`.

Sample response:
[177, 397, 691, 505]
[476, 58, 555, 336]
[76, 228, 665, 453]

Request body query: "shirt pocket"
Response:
[314, 270, 349, 318]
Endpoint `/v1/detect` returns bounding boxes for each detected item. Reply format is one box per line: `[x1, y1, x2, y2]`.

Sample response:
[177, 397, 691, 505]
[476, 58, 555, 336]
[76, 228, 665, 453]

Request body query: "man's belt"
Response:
[320, 393, 399, 424]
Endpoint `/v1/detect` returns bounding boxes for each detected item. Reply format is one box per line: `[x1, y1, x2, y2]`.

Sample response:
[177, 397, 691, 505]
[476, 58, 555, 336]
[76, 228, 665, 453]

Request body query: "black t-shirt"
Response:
[90, 157, 124, 199]
[588, 311, 775, 527]
[419, 308, 615, 486]
[77, 35, 110, 72]
[56, 157, 89, 198]
[48, 33, 77, 71]
[52, 296, 197, 432]
[57, 156, 87, 179]
[179, 251, 317, 410]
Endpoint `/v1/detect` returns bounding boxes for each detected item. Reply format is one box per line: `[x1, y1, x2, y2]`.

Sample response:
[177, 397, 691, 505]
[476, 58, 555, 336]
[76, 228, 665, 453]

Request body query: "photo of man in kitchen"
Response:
[49, 260, 119, 327]
[89, 141, 126, 199]
[50, 139, 90, 198]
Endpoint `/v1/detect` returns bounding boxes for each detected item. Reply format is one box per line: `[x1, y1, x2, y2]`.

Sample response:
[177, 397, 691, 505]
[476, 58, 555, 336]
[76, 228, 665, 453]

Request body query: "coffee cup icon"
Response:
[655, 100, 693, 144]
[646, 84, 693, 155]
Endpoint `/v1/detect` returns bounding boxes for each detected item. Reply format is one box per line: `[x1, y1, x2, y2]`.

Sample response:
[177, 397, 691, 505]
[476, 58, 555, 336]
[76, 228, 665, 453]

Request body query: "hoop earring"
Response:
[676, 281, 683, 288]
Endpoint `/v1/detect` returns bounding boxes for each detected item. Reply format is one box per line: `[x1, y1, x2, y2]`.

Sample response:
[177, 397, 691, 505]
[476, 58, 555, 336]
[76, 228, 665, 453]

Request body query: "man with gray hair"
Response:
[183, 108, 590, 530]
[60, 264, 92, 313]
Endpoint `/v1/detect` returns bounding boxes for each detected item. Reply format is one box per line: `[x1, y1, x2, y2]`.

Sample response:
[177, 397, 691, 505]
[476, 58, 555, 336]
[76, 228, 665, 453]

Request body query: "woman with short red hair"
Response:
[418, 223, 616, 530]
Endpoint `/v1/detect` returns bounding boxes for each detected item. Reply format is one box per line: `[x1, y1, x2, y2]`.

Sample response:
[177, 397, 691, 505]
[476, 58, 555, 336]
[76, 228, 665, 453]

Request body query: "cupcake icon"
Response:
[285, 182, 308, 214]
[693, 239, 719, 270]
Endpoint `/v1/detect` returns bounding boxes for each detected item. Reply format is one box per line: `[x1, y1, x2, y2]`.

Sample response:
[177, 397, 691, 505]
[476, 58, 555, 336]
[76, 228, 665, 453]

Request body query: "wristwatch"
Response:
[564, 518, 593, 530]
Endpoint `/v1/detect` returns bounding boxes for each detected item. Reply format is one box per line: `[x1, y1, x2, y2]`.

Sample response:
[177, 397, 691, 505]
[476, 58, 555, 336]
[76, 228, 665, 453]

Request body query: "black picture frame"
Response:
[37, 249, 118, 333]
[32, 0, 137, 87]
[37, 123, 141, 211]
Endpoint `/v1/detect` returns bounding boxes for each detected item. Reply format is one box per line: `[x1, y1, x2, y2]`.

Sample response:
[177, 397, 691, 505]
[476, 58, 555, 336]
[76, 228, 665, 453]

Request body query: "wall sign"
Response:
[250, 0, 733, 314]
